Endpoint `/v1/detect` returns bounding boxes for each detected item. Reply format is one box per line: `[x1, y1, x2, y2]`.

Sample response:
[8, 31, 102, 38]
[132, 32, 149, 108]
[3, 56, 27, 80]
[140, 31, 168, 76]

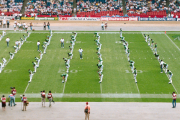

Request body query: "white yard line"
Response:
[165, 34, 180, 51]
[24, 83, 30, 94]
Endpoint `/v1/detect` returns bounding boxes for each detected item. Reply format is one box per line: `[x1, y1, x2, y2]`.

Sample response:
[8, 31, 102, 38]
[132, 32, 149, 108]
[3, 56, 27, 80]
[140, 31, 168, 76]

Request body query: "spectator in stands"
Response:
[43, 22, 46, 30]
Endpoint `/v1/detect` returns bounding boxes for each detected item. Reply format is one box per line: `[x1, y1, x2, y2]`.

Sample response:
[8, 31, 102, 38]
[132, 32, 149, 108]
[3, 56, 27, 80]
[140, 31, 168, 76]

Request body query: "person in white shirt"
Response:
[160, 60, 164, 73]
[15, 40, 19, 48]
[78, 48, 83, 59]
[37, 40, 40, 51]
[60, 38, 64, 48]
[6, 37, 10, 47]
[2, 57, 7, 67]
[101, 22, 104, 30]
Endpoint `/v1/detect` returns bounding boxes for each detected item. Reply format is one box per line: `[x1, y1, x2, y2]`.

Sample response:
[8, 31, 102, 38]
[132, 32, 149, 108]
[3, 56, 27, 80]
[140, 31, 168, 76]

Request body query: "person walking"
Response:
[60, 38, 64, 48]
[78, 48, 83, 59]
[6, 37, 10, 47]
[172, 92, 176, 108]
[41, 90, 46, 107]
[43, 22, 46, 30]
[37, 40, 40, 51]
[8, 94, 16, 107]
[84, 102, 90, 120]
[1, 95, 6, 111]
[47, 91, 53, 107]
[21, 95, 27, 111]
[47, 22, 50, 30]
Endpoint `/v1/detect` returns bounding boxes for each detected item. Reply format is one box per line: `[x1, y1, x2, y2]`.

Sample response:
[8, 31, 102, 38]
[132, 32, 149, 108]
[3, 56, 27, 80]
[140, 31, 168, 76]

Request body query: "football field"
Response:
[0, 31, 180, 102]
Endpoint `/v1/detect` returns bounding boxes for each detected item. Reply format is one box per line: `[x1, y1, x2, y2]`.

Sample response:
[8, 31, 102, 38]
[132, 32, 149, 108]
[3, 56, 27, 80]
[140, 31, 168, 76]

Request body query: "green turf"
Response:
[1, 31, 180, 102]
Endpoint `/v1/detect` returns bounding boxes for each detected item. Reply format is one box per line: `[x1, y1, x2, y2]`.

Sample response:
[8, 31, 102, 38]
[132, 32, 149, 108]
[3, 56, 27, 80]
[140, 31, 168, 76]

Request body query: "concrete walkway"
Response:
[0, 102, 179, 120]
[0, 26, 180, 31]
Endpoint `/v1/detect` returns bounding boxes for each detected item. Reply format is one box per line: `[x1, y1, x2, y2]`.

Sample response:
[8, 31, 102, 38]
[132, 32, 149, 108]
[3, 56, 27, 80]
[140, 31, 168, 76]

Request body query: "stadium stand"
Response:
[0, 0, 179, 18]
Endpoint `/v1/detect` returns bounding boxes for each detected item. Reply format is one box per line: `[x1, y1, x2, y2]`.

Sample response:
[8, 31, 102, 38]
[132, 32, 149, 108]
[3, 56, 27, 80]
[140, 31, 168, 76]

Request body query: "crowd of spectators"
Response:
[0, 0, 179, 17]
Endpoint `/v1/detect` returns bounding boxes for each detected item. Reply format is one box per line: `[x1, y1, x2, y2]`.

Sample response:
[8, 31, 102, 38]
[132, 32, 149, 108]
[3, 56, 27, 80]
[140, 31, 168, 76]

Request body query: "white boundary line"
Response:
[165, 34, 180, 51]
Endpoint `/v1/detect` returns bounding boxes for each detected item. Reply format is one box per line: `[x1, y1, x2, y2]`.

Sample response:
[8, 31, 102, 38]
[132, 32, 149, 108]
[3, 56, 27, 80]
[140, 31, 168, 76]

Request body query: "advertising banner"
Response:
[59, 17, 101, 21]
[59, 17, 138, 21]
[21, 17, 35, 20]
[35, 17, 58, 20]
[139, 17, 177, 21]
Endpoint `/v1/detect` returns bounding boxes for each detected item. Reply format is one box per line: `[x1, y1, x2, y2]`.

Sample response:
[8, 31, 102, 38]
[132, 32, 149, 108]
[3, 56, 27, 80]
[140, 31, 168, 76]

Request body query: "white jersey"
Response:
[15, 41, 19, 45]
[37, 42, 40, 46]
[78, 49, 83, 53]
[14, 24, 16, 28]
[60, 39, 64, 43]
[6, 38, 10, 42]
[160, 61, 164, 65]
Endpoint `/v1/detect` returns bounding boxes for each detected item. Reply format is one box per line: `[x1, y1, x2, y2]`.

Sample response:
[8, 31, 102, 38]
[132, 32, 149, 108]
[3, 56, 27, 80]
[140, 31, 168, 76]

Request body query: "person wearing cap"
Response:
[84, 102, 90, 120]
[21, 95, 27, 111]
[1, 95, 6, 111]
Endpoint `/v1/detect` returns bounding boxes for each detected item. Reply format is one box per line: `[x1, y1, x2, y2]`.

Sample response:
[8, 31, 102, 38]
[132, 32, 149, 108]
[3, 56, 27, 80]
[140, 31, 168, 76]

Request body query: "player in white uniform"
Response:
[60, 38, 64, 48]
[2, 57, 7, 67]
[78, 48, 83, 59]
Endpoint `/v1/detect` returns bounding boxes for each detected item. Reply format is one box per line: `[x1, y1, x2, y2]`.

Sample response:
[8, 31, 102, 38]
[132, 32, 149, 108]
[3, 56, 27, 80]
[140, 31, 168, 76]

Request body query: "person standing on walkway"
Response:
[79, 48, 83, 59]
[172, 92, 176, 108]
[6, 37, 10, 47]
[84, 102, 90, 120]
[60, 38, 64, 48]
[43, 22, 46, 30]
[37, 40, 40, 51]
[1, 95, 6, 111]
[21, 95, 27, 111]
[8, 94, 16, 107]
[11, 87, 16, 104]
[41, 90, 46, 107]
[47, 22, 50, 30]
[47, 91, 53, 107]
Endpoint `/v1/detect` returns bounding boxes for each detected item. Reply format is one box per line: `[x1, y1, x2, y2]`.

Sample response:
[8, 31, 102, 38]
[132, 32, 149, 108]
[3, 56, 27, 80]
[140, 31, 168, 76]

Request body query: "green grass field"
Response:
[0, 31, 180, 102]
